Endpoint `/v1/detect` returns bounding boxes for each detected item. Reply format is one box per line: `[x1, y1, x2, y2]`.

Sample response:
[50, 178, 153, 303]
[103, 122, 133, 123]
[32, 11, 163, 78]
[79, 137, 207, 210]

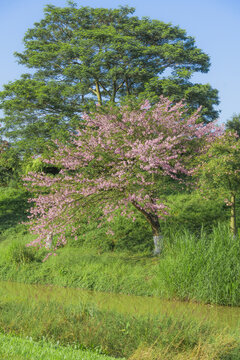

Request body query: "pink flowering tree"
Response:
[24, 97, 221, 256]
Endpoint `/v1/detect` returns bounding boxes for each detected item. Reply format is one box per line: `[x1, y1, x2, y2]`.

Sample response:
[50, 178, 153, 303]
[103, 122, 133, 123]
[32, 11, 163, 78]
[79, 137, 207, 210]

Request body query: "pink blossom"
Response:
[24, 96, 222, 256]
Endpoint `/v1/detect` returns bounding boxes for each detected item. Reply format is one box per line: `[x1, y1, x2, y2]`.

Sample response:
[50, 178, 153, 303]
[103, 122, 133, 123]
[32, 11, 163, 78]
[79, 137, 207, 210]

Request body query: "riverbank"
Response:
[2, 280, 240, 330]
[1, 188, 240, 358]
[0, 281, 240, 360]
[1, 186, 240, 306]
[0, 223, 240, 306]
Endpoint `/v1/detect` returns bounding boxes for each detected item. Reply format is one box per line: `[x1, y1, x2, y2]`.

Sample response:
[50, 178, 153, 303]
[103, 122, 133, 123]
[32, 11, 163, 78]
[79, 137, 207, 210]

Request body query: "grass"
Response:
[1, 187, 240, 359]
[0, 333, 120, 360]
[1, 186, 240, 306]
[0, 243, 155, 294]
[1, 224, 240, 306]
[0, 293, 239, 359]
[155, 224, 240, 305]
[129, 335, 240, 360]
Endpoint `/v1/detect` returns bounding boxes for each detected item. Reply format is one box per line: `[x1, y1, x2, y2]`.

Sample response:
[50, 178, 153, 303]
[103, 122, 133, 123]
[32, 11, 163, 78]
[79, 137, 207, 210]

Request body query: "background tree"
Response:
[0, 3, 219, 157]
[141, 78, 219, 122]
[226, 113, 240, 137]
[0, 140, 21, 186]
[197, 131, 240, 236]
[24, 97, 220, 257]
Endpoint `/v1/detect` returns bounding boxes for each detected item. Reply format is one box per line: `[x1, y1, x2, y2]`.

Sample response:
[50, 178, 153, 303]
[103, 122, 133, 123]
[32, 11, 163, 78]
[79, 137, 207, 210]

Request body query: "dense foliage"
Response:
[226, 113, 240, 137]
[0, 4, 219, 157]
[24, 97, 221, 256]
[197, 131, 240, 235]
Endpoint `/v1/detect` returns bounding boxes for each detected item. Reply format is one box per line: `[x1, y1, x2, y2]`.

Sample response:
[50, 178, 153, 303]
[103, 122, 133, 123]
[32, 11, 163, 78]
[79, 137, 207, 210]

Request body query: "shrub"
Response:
[5, 242, 36, 264]
[162, 192, 228, 235]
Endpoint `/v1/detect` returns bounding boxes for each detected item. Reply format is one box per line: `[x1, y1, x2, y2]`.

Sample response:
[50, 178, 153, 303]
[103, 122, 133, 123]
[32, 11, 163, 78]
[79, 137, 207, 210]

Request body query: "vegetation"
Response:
[156, 224, 240, 305]
[226, 113, 240, 137]
[0, 3, 219, 158]
[0, 188, 240, 306]
[0, 291, 239, 359]
[0, 3, 239, 359]
[0, 226, 240, 306]
[24, 97, 221, 256]
[0, 187, 30, 231]
[197, 131, 240, 236]
[0, 333, 118, 360]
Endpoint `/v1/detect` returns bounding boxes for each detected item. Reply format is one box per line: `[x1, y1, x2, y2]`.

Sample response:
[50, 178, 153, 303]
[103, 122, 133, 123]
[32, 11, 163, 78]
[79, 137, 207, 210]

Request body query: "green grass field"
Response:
[0, 333, 121, 360]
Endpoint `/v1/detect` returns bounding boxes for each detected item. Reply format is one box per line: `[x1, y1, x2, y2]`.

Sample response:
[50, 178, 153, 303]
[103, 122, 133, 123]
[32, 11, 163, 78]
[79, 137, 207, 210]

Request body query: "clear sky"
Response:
[0, 0, 239, 124]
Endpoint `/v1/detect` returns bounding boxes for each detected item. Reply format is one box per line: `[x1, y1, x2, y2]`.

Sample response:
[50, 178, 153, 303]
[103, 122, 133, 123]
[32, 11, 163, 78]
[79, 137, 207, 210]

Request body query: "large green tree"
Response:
[0, 3, 219, 156]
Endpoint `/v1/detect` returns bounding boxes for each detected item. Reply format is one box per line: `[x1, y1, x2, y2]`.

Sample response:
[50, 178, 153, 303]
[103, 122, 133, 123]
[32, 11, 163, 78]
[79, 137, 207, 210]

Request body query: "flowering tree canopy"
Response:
[24, 97, 221, 256]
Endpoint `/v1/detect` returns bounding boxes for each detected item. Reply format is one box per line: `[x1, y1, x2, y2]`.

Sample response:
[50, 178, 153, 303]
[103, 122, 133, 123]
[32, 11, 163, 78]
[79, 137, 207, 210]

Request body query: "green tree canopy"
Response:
[226, 113, 240, 137]
[0, 3, 219, 156]
[197, 131, 240, 236]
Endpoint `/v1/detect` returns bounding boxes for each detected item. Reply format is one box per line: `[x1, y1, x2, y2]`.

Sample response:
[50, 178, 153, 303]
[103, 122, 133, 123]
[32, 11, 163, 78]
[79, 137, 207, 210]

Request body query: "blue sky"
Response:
[0, 0, 239, 124]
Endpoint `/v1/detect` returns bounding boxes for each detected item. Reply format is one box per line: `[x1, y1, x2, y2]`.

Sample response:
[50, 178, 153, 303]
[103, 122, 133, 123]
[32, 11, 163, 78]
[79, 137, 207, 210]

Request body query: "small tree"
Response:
[24, 97, 221, 256]
[226, 114, 240, 137]
[197, 131, 240, 236]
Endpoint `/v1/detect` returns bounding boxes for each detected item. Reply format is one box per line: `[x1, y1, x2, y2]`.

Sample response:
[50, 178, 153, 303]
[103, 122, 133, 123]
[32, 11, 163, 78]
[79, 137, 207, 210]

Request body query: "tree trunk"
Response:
[45, 233, 53, 249]
[111, 82, 116, 103]
[131, 201, 163, 255]
[95, 81, 102, 105]
[153, 232, 163, 255]
[230, 194, 237, 237]
[151, 215, 163, 255]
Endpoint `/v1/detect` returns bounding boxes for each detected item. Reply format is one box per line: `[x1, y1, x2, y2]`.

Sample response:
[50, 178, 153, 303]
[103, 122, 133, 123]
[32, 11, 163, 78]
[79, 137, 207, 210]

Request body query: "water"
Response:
[1, 280, 240, 329]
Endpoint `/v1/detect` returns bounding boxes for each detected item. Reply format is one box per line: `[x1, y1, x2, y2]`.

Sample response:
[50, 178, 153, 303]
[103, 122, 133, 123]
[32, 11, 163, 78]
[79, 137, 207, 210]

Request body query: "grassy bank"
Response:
[0, 333, 120, 360]
[1, 186, 240, 306]
[1, 190, 240, 359]
[1, 223, 240, 305]
[0, 293, 239, 359]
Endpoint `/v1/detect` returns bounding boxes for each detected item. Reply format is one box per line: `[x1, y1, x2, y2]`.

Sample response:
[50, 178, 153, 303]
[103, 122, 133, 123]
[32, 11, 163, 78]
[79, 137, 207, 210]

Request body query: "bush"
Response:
[110, 212, 152, 252]
[0, 186, 30, 233]
[5, 242, 36, 264]
[162, 192, 228, 235]
[68, 192, 230, 253]
[68, 208, 153, 253]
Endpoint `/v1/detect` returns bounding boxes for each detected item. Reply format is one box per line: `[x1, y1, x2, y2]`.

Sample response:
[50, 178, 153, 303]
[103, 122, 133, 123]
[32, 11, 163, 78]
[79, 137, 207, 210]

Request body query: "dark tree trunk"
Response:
[132, 201, 163, 255]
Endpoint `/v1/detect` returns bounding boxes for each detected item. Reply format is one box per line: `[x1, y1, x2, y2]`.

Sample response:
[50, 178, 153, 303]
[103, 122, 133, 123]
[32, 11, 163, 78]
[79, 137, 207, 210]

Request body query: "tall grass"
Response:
[1, 223, 240, 305]
[0, 245, 155, 295]
[0, 295, 239, 359]
[129, 334, 240, 360]
[155, 223, 240, 305]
